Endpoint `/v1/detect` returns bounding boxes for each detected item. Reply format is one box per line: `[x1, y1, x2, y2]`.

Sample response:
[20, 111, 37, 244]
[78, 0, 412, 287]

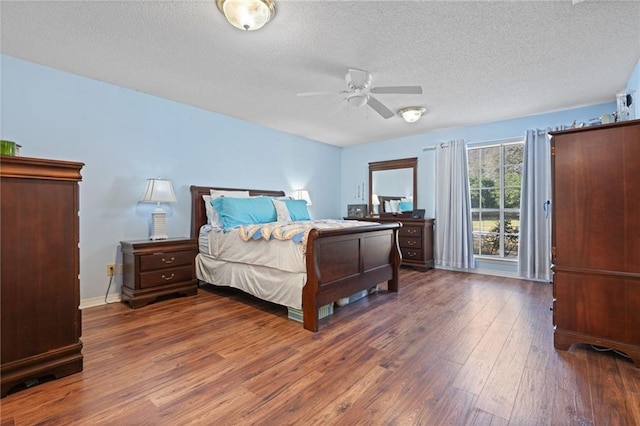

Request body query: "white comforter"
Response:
[196, 219, 378, 309]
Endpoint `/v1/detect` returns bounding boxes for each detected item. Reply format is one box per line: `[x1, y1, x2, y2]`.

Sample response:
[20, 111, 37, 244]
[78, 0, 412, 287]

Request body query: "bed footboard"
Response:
[302, 223, 401, 332]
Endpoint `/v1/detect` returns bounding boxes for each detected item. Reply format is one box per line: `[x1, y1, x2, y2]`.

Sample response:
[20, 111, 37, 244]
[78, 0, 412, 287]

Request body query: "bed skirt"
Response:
[196, 253, 305, 310]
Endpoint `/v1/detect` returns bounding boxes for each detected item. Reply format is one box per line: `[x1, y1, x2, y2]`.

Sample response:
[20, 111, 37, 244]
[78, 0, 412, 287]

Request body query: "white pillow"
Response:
[272, 199, 291, 222]
[203, 195, 215, 225]
[206, 190, 251, 228]
[210, 189, 250, 199]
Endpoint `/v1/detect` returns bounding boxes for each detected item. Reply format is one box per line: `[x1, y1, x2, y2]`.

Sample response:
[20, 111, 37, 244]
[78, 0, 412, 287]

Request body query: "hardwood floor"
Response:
[2, 269, 639, 425]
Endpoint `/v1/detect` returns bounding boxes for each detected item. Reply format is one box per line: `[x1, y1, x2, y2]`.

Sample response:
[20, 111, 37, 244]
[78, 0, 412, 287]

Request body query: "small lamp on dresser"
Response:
[140, 177, 177, 240]
[372, 194, 380, 215]
[293, 189, 312, 206]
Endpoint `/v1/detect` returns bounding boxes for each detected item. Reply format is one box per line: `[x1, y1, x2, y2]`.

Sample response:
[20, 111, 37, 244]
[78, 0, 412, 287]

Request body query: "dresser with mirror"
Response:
[348, 157, 434, 272]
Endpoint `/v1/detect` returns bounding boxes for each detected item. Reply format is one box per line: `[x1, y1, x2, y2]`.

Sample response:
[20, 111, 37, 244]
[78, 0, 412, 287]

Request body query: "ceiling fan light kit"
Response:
[399, 107, 426, 123]
[347, 92, 368, 108]
[216, 0, 275, 31]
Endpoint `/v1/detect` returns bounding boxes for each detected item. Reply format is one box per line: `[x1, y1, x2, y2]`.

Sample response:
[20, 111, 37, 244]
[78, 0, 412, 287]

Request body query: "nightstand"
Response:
[120, 237, 198, 308]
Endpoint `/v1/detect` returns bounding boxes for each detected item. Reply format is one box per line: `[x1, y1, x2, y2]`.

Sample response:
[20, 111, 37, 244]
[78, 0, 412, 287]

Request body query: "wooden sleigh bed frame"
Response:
[190, 186, 402, 332]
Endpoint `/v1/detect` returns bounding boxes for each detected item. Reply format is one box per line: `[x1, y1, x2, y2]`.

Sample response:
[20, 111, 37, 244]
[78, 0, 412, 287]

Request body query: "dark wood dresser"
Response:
[121, 238, 198, 308]
[1, 156, 84, 397]
[356, 216, 434, 272]
[550, 119, 640, 367]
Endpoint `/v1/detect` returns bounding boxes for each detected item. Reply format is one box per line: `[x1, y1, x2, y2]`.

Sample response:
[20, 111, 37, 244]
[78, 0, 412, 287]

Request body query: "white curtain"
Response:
[517, 129, 552, 281]
[435, 140, 475, 269]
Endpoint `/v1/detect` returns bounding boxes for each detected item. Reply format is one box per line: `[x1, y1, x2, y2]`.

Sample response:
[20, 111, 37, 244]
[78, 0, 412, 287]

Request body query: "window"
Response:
[467, 141, 524, 259]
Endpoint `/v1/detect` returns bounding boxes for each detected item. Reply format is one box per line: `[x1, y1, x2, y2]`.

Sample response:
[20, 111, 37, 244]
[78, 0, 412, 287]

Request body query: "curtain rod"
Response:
[466, 136, 523, 146]
[422, 136, 522, 152]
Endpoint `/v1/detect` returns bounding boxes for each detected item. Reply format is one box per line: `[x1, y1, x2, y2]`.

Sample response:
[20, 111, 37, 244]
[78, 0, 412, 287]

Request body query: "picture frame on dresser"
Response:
[347, 204, 368, 218]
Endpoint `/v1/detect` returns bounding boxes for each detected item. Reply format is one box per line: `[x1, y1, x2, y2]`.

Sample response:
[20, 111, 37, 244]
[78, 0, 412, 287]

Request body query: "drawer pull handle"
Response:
[161, 273, 175, 281]
[407, 229, 417, 234]
[408, 240, 416, 246]
[162, 257, 175, 264]
[408, 251, 416, 257]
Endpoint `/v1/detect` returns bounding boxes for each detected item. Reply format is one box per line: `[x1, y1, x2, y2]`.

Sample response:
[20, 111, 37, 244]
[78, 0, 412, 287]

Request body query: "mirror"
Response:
[369, 157, 418, 216]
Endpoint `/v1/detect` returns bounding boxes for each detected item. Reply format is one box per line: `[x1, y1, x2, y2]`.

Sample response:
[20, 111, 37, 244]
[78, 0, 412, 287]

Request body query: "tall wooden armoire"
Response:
[1, 156, 85, 396]
[550, 119, 640, 367]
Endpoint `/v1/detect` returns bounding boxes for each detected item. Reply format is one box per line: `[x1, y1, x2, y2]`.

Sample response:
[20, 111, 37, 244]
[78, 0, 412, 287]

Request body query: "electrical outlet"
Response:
[107, 263, 116, 277]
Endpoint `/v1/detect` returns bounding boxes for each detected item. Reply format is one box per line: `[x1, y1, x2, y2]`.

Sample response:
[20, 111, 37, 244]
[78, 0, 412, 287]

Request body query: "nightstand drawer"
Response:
[140, 250, 193, 271]
[140, 266, 194, 288]
[402, 248, 423, 261]
[399, 237, 422, 249]
[399, 226, 422, 238]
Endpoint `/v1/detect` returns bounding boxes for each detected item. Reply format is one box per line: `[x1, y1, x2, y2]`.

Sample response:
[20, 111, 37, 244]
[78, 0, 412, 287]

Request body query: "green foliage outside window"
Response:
[468, 142, 524, 258]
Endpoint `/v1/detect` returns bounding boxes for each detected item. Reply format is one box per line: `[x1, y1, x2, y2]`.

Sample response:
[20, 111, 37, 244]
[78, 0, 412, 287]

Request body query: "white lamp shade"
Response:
[372, 194, 380, 205]
[217, 0, 275, 31]
[294, 189, 312, 206]
[140, 178, 177, 204]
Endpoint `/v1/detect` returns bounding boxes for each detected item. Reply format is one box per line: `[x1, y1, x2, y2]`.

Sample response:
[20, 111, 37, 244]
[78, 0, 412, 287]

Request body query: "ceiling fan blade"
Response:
[297, 91, 344, 97]
[370, 86, 423, 95]
[367, 96, 394, 119]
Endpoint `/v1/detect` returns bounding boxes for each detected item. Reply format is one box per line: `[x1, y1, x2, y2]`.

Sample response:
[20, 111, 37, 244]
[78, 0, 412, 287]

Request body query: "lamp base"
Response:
[150, 209, 168, 240]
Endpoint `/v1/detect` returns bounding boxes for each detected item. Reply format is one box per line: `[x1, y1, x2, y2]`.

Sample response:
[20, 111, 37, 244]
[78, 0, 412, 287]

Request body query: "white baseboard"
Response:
[80, 294, 121, 310]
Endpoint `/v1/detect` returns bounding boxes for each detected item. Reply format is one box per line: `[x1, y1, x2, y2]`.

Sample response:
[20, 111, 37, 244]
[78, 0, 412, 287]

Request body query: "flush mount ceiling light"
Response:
[216, 0, 276, 31]
[399, 107, 426, 123]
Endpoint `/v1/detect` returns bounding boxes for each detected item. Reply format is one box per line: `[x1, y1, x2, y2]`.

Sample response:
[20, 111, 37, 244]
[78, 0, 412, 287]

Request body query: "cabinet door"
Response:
[1, 178, 80, 364]
[623, 125, 640, 274]
[553, 128, 626, 271]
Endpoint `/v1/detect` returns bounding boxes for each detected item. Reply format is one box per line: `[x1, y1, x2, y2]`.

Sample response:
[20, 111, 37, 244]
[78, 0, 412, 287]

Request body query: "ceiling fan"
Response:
[297, 69, 422, 119]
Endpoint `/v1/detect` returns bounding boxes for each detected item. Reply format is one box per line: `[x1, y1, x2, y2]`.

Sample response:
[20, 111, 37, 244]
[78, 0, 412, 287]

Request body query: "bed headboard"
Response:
[190, 186, 286, 239]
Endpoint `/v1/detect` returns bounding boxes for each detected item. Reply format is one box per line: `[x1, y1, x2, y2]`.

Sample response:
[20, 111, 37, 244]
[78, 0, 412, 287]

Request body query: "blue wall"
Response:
[341, 103, 616, 219]
[1, 55, 342, 303]
[2, 54, 637, 301]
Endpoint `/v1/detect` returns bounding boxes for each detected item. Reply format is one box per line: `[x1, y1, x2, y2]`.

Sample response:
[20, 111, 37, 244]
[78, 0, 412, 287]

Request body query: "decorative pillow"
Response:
[212, 196, 277, 231]
[272, 199, 292, 222]
[207, 190, 251, 228]
[399, 200, 413, 212]
[210, 189, 251, 199]
[284, 199, 311, 221]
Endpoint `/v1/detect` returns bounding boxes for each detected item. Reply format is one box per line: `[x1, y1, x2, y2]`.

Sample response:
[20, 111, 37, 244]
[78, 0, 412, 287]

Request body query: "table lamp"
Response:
[140, 178, 177, 240]
[293, 189, 312, 206]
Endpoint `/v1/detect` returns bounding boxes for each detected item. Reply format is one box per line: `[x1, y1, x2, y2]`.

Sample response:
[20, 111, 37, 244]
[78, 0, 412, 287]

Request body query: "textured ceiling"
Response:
[1, 1, 639, 147]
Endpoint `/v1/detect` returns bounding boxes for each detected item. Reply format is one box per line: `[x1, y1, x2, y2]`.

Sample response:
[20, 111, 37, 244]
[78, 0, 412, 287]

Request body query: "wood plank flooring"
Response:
[2, 269, 639, 425]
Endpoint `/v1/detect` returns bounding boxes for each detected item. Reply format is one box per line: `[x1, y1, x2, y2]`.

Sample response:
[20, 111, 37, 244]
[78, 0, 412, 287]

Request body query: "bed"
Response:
[190, 186, 401, 331]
